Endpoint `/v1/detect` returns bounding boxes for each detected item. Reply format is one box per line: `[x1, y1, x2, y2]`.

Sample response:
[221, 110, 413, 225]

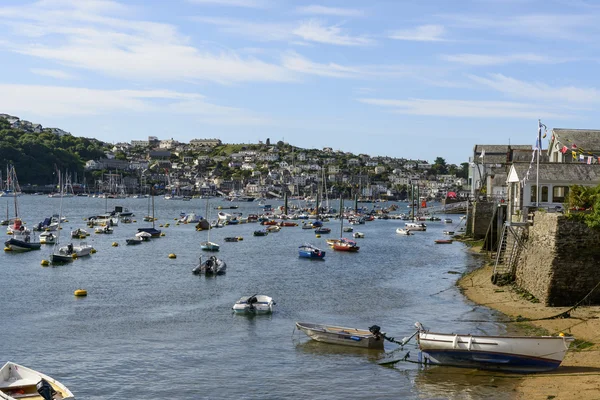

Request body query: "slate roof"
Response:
[473, 144, 532, 154]
[510, 162, 600, 182]
[549, 129, 600, 153]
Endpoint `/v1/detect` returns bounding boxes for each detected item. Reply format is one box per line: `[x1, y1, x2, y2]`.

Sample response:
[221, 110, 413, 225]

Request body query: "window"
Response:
[541, 186, 549, 202]
[553, 186, 569, 203]
[530, 185, 537, 203]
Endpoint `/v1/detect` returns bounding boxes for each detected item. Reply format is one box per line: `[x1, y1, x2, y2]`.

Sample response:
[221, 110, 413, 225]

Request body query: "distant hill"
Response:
[0, 115, 107, 185]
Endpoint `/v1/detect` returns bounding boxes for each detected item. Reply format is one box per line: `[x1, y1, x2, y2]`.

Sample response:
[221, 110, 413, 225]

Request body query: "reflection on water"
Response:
[294, 338, 385, 362]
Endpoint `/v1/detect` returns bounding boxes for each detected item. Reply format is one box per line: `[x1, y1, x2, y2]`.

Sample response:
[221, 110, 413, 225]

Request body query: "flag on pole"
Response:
[538, 120, 547, 139]
[479, 149, 485, 158]
[588, 156, 593, 165]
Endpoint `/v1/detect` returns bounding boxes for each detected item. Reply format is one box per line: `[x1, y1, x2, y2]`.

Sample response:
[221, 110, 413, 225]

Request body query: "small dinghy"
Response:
[232, 294, 275, 314]
[295, 322, 385, 349]
[224, 236, 243, 242]
[396, 228, 412, 235]
[298, 243, 325, 259]
[0, 361, 75, 399]
[192, 255, 227, 275]
[352, 232, 364, 238]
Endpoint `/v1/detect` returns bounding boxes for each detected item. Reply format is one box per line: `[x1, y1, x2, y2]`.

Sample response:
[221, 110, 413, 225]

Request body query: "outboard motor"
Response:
[36, 378, 56, 400]
[369, 325, 383, 339]
[247, 295, 258, 311]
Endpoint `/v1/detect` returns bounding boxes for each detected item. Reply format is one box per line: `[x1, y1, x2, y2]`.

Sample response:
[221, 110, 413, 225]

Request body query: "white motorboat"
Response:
[416, 322, 574, 373]
[352, 231, 364, 238]
[232, 295, 275, 314]
[39, 231, 57, 244]
[405, 222, 427, 231]
[396, 228, 413, 235]
[0, 361, 74, 399]
[57, 242, 93, 258]
[295, 322, 385, 349]
[192, 255, 226, 275]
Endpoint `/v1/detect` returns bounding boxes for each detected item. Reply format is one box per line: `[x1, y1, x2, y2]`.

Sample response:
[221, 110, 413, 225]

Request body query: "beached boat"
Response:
[232, 295, 275, 314]
[416, 322, 574, 373]
[298, 243, 326, 259]
[0, 361, 74, 400]
[434, 239, 453, 244]
[192, 255, 227, 275]
[295, 322, 385, 349]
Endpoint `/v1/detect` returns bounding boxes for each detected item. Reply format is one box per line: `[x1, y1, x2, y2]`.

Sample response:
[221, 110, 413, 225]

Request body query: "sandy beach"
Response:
[458, 255, 600, 399]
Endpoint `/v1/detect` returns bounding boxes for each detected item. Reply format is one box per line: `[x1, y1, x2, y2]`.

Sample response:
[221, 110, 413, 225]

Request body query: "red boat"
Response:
[332, 238, 360, 252]
[434, 239, 453, 244]
[261, 220, 278, 225]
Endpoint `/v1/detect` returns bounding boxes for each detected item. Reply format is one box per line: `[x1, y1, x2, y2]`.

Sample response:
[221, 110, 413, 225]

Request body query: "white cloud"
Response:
[0, 84, 271, 125]
[282, 52, 360, 78]
[469, 73, 600, 103]
[186, 0, 268, 8]
[358, 97, 567, 118]
[440, 53, 568, 66]
[0, 2, 293, 84]
[30, 68, 77, 80]
[389, 25, 446, 41]
[293, 19, 373, 46]
[296, 5, 363, 17]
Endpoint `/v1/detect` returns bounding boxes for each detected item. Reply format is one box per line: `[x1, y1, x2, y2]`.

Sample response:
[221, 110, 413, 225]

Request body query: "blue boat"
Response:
[298, 243, 325, 259]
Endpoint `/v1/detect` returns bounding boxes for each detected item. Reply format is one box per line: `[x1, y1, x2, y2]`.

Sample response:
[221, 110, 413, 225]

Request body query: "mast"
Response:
[339, 195, 343, 239]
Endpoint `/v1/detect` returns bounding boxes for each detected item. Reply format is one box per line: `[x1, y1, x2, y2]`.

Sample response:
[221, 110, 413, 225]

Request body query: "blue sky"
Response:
[0, 0, 598, 164]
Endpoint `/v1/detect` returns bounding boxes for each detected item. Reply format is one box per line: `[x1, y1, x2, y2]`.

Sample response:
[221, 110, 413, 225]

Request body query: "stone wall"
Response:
[470, 201, 496, 240]
[516, 213, 600, 306]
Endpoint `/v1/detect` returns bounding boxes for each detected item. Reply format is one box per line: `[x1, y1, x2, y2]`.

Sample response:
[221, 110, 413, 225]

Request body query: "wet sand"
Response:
[458, 254, 600, 400]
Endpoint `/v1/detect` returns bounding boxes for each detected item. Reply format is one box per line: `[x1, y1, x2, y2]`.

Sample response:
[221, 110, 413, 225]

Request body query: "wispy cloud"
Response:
[0, 83, 271, 126]
[442, 13, 597, 41]
[296, 5, 364, 17]
[469, 73, 600, 102]
[282, 52, 360, 78]
[196, 16, 373, 46]
[358, 97, 567, 118]
[186, 0, 268, 8]
[0, 2, 293, 84]
[293, 19, 373, 46]
[30, 68, 77, 80]
[389, 24, 447, 41]
[440, 53, 571, 66]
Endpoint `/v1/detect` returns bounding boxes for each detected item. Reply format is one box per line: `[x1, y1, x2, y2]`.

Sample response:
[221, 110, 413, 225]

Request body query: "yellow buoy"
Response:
[4, 246, 12, 252]
[74, 289, 87, 297]
[174, 218, 178, 221]
[41, 259, 50, 266]
[159, 224, 164, 227]
[91, 248, 97, 254]
[71, 253, 78, 259]
[168, 253, 176, 259]
[559, 332, 565, 337]
[133, 220, 137, 223]
[160, 233, 166, 237]
[316, 234, 321, 238]
[238, 237, 243, 241]
[112, 242, 119, 247]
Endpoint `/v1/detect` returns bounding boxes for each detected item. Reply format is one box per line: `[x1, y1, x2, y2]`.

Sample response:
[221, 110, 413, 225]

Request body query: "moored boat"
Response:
[405, 222, 427, 231]
[192, 255, 227, 275]
[396, 228, 413, 235]
[416, 322, 574, 373]
[232, 295, 275, 314]
[332, 238, 359, 252]
[295, 322, 385, 349]
[0, 361, 75, 399]
[352, 231, 364, 238]
[224, 236, 243, 242]
[298, 243, 326, 259]
[253, 230, 268, 236]
[434, 239, 453, 244]
[39, 231, 57, 244]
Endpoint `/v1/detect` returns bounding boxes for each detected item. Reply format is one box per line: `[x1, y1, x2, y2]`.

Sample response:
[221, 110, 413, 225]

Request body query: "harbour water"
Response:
[1, 196, 519, 399]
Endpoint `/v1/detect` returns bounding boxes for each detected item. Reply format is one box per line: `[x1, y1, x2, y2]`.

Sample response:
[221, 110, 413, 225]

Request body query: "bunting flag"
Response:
[588, 157, 593, 165]
[560, 146, 568, 154]
[572, 151, 578, 160]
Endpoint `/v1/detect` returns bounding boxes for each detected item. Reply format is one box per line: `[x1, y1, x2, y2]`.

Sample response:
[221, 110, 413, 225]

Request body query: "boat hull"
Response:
[4, 238, 41, 251]
[296, 322, 384, 349]
[0, 361, 74, 399]
[232, 295, 274, 314]
[418, 331, 573, 373]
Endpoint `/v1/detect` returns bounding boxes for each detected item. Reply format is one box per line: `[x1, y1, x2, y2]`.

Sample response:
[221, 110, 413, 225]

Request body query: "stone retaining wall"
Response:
[516, 213, 600, 306]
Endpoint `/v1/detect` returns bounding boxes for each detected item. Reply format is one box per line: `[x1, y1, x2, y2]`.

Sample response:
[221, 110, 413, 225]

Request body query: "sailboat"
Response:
[4, 165, 41, 251]
[330, 196, 359, 252]
[200, 199, 219, 251]
[137, 188, 161, 237]
[51, 173, 73, 264]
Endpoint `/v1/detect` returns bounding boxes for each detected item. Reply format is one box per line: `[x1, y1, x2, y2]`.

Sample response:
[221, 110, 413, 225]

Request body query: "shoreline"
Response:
[457, 245, 600, 399]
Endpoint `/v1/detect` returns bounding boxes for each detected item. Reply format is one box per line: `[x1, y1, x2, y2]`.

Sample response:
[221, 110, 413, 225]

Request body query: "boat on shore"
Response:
[0, 361, 75, 399]
[295, 322, 385, 349]
[416, 322, 574, 373]
[434, 239, 453, 244]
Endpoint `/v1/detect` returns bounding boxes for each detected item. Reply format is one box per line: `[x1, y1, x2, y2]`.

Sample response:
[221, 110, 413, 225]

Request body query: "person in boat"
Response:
[67, 243, 73, 254]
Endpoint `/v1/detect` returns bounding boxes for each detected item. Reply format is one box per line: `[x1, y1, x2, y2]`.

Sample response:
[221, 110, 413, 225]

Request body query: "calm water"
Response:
[1, 196, 519, 399]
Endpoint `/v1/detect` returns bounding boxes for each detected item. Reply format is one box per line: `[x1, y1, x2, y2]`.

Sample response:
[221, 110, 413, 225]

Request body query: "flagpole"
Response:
[536, 119, 541, 207]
